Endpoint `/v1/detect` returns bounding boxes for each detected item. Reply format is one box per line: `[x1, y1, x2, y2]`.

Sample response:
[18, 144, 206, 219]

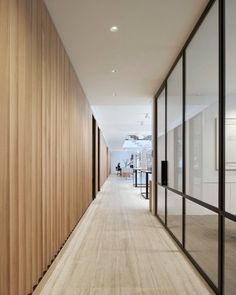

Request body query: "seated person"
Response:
[115, 163, 122, 176]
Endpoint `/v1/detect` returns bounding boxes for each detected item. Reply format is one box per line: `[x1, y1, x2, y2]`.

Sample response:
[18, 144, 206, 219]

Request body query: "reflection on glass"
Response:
[225, 218, 236, 294]
[167, 59, 183, 191]
[157, 185, 165, 222]
[157, 90, 165, 183]
[167, 190, 182, 243]
[186, 200, 218, 285]
[185, 1, 218, 207]
[225, 1, 236, 291]
[186, 113, 202, 198]
[225, 0, 236, 215]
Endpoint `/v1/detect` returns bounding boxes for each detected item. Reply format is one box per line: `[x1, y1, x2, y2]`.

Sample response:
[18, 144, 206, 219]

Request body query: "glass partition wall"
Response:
[225, 1, 236, 294]
[167, 58, 183, 243]
[155, 0, 236, 294]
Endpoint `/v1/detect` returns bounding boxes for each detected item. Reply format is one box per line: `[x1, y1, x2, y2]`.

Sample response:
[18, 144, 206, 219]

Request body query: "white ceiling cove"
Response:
[44, 0, 208, 150]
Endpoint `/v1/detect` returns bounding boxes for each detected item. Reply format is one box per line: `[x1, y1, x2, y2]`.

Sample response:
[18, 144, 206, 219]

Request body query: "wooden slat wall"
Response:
[0, 1, 10, 295]
[0, 0, 93, 294]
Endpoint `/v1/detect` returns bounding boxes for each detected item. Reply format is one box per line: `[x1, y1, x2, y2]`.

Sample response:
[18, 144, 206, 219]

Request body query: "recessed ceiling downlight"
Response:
[110, 26, 118, 32]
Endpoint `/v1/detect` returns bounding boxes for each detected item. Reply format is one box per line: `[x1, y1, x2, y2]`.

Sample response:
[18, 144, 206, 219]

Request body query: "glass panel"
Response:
[157, 89, 165, 184]
[186, 200, 218, 285]
[225, 0, 236, 215]
[225, 218, 236, 294]
[167, 190, 182, 243]
[185, 1, 218, 207]
[225, 2, 236, 292]
[167, 59, 183, 191]
[157, 185, 165, 222]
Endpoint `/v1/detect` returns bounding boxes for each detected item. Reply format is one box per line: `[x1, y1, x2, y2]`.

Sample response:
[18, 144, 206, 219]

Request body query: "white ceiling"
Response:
[44, 0, 208, 150]
[92, 105, 152, 150]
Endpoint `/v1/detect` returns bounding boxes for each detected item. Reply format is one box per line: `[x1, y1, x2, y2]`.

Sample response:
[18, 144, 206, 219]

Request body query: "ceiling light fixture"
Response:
[111, 69, 117, 73]
[110, 26, 118, 32]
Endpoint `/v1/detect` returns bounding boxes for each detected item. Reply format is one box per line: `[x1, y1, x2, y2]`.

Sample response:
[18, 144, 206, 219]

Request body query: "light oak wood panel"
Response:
[0, 0, 101, 294]
[9, 1, 19, 294]
[0, 1, 10, 295]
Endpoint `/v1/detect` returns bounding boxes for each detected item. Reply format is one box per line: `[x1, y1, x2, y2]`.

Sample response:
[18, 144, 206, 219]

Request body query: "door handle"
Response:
[161, 160, 168, 186]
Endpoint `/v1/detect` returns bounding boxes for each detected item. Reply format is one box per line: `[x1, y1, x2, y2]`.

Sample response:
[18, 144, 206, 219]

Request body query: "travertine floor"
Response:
[34, 175, 213, 295]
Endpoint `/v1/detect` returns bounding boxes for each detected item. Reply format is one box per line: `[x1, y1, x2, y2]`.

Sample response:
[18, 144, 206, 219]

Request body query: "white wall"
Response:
[111, 151, 133, 174]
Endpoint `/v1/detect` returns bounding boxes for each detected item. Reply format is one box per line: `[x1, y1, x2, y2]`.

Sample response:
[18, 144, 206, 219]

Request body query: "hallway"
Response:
[34, 176, 212, 295]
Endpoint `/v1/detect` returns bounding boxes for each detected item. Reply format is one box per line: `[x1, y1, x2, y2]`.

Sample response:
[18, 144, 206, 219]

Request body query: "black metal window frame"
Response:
[154, 0, 234, 294]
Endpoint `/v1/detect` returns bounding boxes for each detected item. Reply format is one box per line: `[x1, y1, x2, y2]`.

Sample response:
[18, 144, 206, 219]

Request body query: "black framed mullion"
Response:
[218, 0, 226, 293]
[165, 81, 168, 226]
[158, 180, 226, 216]
[182, 50, 186, 249]
[158, 182, 236, 223]
[166, 186, 220, 214]
[154, 97, 158, 216]
[222, 210, 236, 223]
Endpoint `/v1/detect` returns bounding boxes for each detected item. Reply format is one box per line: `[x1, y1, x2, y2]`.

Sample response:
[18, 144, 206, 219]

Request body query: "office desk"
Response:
[140, 170, 152, 199]
[133, 168, 145, 188]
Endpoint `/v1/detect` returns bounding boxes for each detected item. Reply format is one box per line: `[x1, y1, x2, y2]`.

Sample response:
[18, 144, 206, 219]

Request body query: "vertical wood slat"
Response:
[25, 2, 33, 293]
[0, 1, 10, 295]
[18, 1, 29, 293]
[9, 0, 18, 294]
